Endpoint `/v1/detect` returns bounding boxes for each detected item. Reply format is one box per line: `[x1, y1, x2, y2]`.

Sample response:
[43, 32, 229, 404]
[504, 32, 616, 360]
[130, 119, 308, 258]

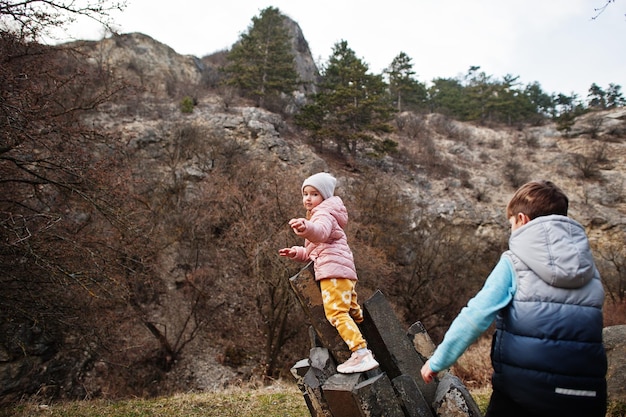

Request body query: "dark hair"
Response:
[506, 180, 568, 220]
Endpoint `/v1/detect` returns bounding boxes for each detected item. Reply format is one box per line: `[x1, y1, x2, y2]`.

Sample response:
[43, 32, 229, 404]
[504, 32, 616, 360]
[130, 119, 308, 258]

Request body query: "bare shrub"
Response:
[458, 168, 473, 189]
[395, 126, 453, 179]
[390, 216, 506, 342]
[478, 151, 490, 162]
[604, 125, 626, 139]
[488, 138, 502, 149]
[428, 113, 451, 134]
[396, 113, 428, 140]
[474, 186, 491, 203]
[594, 233, 626, 305]
[209, 163, 309, 379]
[200, 50, 229, 90]
[420, 140, 454, 179]
[570, 142, 611, 179]
[521, 130, 541, 148]
[587, 114, 604, 139]
[218, 85, 240, 110]
[345, 171, 406, 291]
[429, 113, 471, 144]
[503, 158, 528, 189]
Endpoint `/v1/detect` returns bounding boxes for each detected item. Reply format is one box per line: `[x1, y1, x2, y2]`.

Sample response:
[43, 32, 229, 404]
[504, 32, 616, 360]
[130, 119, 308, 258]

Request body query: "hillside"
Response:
[1, 27, 625, 403]
[76, 32, 626, 226]
[78, 31, 626, 392]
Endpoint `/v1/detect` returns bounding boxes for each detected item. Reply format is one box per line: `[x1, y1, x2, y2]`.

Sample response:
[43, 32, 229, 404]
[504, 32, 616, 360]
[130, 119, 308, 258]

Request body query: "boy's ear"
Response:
[517, 213, 531, 225]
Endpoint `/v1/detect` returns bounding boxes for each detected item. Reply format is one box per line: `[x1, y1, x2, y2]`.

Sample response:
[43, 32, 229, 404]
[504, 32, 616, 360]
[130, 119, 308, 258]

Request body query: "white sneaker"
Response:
[336, 350, 379, 374]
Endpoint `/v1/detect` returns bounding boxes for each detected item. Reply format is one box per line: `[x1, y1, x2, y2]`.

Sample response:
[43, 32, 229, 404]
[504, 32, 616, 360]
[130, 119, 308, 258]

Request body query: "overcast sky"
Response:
[58, 0, 625, 99]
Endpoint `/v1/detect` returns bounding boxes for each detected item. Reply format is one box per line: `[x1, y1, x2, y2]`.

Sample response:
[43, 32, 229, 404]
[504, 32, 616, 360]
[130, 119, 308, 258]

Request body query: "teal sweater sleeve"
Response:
[428, 256, 516, 373]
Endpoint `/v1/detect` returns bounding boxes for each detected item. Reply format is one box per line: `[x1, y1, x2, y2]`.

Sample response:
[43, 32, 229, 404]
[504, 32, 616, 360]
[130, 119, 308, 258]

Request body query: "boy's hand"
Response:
[289, 218, 306, 233]
[421, 360, 437, 384]
[278, 248, 296, 258]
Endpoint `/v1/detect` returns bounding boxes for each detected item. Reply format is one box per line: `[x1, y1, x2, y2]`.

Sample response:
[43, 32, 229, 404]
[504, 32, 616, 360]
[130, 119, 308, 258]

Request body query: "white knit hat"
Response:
[302, 172, 336, 200]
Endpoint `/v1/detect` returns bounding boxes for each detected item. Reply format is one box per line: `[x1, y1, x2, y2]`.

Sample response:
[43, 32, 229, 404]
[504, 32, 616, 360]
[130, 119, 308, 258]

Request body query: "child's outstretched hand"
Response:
[278, 247, 296, 258]
[289, 218, 306, 233]
[421, 360, 437, 384]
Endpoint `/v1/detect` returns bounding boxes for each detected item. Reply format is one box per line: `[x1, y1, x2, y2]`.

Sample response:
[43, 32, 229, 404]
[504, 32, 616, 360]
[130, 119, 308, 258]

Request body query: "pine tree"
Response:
[588, 83, 608, 109]
[524, 82, 555, 118]
[606, 83, 626, 108]
[428, 77, 468, 118]
[296, 40, 394, 156]
[385, 52, 428, 112]
[224, 7, 299, 109]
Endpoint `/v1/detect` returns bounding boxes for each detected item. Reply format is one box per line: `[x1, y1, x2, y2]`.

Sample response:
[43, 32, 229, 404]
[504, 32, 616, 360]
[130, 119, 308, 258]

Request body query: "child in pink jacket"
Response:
[279, 172, 379, 373]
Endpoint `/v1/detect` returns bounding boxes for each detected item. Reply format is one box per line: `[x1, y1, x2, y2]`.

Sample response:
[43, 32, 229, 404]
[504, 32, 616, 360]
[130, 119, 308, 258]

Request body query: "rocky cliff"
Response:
[74, 30, 626, 233]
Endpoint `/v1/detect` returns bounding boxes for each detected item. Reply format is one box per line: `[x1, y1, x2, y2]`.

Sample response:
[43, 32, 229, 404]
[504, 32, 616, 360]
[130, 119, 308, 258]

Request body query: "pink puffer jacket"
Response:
[290, 196, 358, 281]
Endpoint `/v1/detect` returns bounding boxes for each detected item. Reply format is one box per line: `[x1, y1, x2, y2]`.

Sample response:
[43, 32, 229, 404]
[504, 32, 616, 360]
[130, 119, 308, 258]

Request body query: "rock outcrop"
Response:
[604, 325, 626, 404]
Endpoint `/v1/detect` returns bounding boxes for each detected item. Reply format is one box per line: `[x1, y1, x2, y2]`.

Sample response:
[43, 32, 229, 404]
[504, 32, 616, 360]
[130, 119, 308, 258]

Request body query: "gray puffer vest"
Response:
[491, 215, 606, 416]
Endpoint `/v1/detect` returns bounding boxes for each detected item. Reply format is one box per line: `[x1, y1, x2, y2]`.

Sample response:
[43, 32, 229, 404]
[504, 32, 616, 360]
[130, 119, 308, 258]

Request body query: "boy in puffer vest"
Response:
[279, 172, 379, 374]
[421, 180, 607, 417]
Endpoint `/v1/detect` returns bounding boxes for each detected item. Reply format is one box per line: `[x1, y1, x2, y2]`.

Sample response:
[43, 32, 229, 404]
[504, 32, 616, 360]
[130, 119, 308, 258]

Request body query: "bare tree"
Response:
[592, 0, 620, 20]
[216, 164, 308, 379]
[0, 0, 148, 401]
[594, 236, 626, 304]
[389, 215, 506, 340]
[0, 0, 125, 40]
[570, 142, 611, 180]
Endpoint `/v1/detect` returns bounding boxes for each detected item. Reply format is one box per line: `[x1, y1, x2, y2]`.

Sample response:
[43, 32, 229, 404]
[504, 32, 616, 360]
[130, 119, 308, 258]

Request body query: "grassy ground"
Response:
[1, 384, 623, 417]
[1, 385, 309, 417]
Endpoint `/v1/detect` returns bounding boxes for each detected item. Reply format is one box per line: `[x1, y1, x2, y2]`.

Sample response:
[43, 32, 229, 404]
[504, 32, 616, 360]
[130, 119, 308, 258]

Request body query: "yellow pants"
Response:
[319, 278, 367, 352]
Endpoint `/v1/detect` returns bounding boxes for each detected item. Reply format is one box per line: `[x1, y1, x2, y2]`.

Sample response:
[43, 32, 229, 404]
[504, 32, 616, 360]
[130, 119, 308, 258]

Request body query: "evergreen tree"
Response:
[428, 77, 468, 118]
[431, 67, 547, 125]
[224, 6, 299, 109]
[588, 83, 607, 109]
[296, 40, 394, 155]
[487, 74, 541, 125]
[385, 52, 428, 112]
[554, 93, 587, 135]
[606, 83, 625, 108]
[463, 66, 497, 122]
[523, 82, 555, 118]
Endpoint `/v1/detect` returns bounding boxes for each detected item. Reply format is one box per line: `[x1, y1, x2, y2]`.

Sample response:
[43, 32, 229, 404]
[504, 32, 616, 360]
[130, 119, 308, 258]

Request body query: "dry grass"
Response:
[1, 383, 309, 417]
[468, 386, 492, 414]
[2, 379, 623, 417]
[451, 334, 493, 390]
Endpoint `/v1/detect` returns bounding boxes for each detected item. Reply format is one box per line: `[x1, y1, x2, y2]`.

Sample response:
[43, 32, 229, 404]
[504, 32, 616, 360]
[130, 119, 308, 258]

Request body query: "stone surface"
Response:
[322, 373, 365, 417]
[289, 263, 352, 363]
[408, 321, 436, 360]
[302, 368, 333, 416]
[291, 358, 310, 379]
[433, 374, 483, 417]
[309, 347, 336, 380]
[392, 374, 434, 417]
[291, 348, 337, 417]
[354, 373, 405, 417]
[361, 291, 437, 404]
[408, 321, 450, 379]
[291, 287, 488, 417]
[603, 324, 626, 403]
